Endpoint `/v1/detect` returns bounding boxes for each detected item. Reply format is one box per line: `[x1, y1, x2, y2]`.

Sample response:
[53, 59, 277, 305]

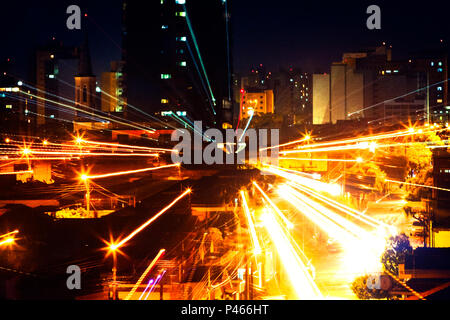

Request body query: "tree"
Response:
[351, 275, 391, 300]
[381, 234, 412, 276]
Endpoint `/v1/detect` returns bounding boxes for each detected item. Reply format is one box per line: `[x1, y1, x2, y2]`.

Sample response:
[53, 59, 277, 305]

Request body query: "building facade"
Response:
[123, 0, 233, 127]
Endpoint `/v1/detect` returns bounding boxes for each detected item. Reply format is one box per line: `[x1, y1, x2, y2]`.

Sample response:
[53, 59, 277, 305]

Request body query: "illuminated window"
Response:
[48, 74, 55, 79]
[161, 25, 168, 29]
[437, 99, 443, 103]
[176, 0, 185, 3]
[115, 106, 123, 112]
[178, 61, 187, 67]
[161, 99, 169, 104]
[5, 104, 12, 109]
[161, 74, 172, 79]
[438, 62, 443, 66]
[431, 62, 434, 66]
[175, 12, 186, 17]
[176, 36, 187, 42]
[437, 68, 443, 72]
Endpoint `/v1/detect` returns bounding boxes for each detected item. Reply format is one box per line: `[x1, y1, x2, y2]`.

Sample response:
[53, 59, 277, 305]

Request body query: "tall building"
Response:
[240, 66, 312, 125]
[240, 89, 274, 119]
[312, 73, 330, 125]
[74, 36, 97, 119]
[35, 38, 78, 129]
[312, 45, 447, 125]
[123, 0, 233, 127]
[101, 61, 127, 115]
[0, 58, 35, 135]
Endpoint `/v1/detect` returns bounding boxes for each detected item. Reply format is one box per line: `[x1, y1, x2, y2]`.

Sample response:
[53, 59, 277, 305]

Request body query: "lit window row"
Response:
[161, 74, 172, 79]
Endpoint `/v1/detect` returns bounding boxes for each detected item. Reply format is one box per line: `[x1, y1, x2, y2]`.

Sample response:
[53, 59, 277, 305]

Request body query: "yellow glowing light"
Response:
[111, 189, 191, 250]
[240, 191, 262, 254]
[408, 127, 415, 133]
[75, 137, 84, 145]
[253, 181, 294, 229]
[369, 141, 377, 153]
[5, 138, 10, 143]
[83, 163, 180, 180]
[80, 174, 88, 181]
[43, 140, 48, 145]
[356, 157, 363, 163]
[0, 237, 15, 246]
[22, 148, 31, 155]
[262, 211, 323, 299]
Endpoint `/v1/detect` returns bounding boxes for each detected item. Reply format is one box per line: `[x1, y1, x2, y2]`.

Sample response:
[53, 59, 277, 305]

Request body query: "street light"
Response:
[108, 243, 119, 300]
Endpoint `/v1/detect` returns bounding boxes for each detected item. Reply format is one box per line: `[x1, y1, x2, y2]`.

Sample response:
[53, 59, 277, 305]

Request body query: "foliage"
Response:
[400, 131, 443, 199]
[381, 234, 412, 276]
[351, 275, 391, 300]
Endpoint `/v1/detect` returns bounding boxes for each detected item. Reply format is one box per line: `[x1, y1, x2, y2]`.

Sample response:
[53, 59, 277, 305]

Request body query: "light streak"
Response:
[238, 110, 254, 143]
[111, 189, 191, 250]
[252, 181, 294, 229]
[263, 165, 341, 196]
[262, 127, 436, 152]
[240, 191, 262, 254]
[18, 150, 159, 158]
[138, 278, 154, 300]
[279, 185, 388, 278]
[0, 237, 15, 246]
[262, 211, 323, 299]
[280, 157, 362, 162]
[81, 163, 180, 181]
[0, 230, 18, 239]
[287, 181, 392, 232]
[125, 249, 166, 300]
[0, 170, 33, 175]
[79, 139, 176, 153]
[143, 269, 166, 300]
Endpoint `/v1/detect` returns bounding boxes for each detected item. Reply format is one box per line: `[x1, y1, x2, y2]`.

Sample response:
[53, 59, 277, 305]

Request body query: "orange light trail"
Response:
[81, 163, 180, 181]
[80, 140, 176, 153]
[262, 127, 439, 152]
[14, 150, 159, 157]
[261, 210, 323, 299]
[280, 157, 362, 162]
[111, 189, 190, 249]
[240, 190, 262, 254]
[0, 230, 19, 239]
[0, 170, 33, 175]
[287, 181, 392, 231]
[0, 237, 15, 246]
[252, 181, 294, 229]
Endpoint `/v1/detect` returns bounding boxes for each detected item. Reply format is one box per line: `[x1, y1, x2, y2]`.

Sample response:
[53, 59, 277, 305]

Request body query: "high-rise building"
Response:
[74, 36, 98, 119]
[240, 89, 274, 119]
[35, 38, 78, 129]
[122, 0, 233, 127]
[312, 73, 330, 125]
[101, 61, 127, 115]
[312, 45, 447, 125]
[0, 58, 35, 135]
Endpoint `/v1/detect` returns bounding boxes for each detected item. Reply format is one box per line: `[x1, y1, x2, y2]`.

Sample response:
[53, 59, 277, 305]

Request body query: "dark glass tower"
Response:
[122, 0, 233, 128]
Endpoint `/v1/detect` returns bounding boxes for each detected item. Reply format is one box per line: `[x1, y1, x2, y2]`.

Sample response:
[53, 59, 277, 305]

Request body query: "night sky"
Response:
[1, 0, 448, 79]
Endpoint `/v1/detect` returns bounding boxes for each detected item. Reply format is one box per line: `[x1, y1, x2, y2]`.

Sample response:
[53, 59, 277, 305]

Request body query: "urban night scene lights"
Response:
[1, 0, 450, 309]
